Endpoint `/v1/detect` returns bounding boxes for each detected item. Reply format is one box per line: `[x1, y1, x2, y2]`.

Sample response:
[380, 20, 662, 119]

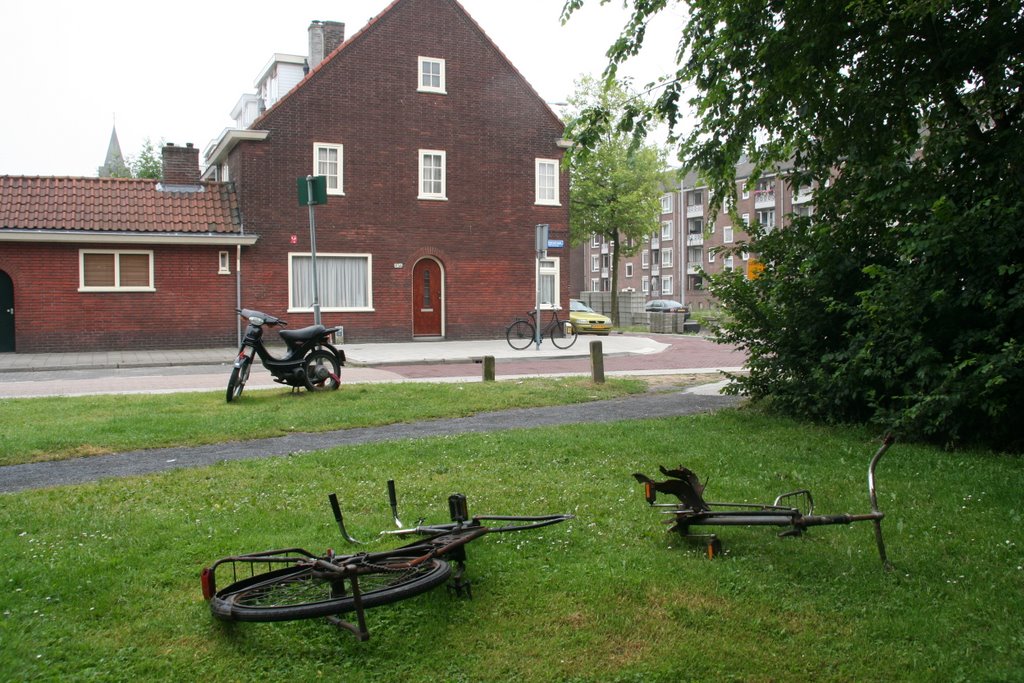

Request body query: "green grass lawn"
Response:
[0, 377, 646, 466]
[1, 402, 1021, 682]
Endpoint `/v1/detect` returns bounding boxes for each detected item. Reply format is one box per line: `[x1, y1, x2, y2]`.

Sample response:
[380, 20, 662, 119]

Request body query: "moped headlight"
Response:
[249, 316, 265, 325]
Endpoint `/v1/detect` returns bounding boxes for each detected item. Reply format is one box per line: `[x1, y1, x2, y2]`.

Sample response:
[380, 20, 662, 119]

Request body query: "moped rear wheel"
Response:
[226, 356, 252, 403]
[304, 349, 341, 392]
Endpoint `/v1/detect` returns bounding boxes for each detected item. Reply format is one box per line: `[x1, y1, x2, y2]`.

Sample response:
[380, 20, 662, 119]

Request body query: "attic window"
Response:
[418, 56, 446, 94]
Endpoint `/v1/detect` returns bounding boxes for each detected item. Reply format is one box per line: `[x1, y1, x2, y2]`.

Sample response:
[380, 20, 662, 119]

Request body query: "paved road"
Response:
[0, 333, 746, 398]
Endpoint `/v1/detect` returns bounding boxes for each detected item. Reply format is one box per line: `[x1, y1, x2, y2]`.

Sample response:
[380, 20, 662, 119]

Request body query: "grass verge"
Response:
[0, 377, 645, 466]
[1, 410, 1021, 681]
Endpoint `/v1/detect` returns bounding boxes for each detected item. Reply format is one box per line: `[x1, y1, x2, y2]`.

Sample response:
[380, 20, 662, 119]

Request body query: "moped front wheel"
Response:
[226, 356, 252, 403]
[304, 349, 341, 392]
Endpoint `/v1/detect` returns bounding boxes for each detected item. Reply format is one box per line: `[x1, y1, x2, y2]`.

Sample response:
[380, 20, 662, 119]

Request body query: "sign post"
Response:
[534, 224, 549, 349]
[298, 175, 328, 325]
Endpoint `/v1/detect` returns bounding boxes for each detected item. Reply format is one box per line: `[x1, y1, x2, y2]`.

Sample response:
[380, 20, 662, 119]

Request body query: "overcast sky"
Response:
[0, 0, 686, 178]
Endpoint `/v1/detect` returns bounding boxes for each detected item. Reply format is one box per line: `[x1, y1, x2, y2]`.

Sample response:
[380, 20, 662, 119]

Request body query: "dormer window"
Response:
[418, 57, 446, 94]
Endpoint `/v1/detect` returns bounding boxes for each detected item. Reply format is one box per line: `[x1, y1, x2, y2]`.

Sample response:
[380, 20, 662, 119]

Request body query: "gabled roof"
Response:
[252, 0, 564, 130]
[0, 176, 244, 237]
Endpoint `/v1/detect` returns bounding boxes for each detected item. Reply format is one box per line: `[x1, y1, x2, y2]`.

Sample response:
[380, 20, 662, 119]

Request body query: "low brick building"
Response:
[0, 144, 254, 352]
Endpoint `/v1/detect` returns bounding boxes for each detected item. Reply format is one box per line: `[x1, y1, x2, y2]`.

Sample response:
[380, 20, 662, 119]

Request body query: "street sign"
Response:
[547, 239, 564, 249]
[297, 175, 328, 205]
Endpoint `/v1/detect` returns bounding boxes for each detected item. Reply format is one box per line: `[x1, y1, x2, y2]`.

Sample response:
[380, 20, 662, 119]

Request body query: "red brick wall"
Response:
[0, 243, 239, 352]
[230, 0, 570, 342]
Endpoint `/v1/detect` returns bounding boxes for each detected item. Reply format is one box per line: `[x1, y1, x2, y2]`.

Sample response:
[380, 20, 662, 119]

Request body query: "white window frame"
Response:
[625, 262, 634, 278]
[591, 255, 600, 272]
[536, 256, 560, 309]
[661, 275, 673, 295]
[591, 234, 601, 248]
[662, 248, 673, 268]
[418, 150, 447, 200]
[757, 209, 776, 229]
[417, 56, 446, 94]
[79, 249, 154, 292]
[590, 278, 600, 292]
[535, 158, 560, 206]
[641, 276, 649, 293]
[724, 225, 734, 244]
[288, 252, 373, 313]
[708, 248, 716, 263]
[725, 255, 735, 272]
[661, 220, 673, 241]
[218, 251, 231, 275]
[642, 250, 650, 269]
[660, 193, 673, 213]
[314, 143, 344, 195]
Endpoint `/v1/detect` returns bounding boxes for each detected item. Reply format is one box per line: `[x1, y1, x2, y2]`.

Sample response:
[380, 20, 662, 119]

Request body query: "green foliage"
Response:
[2, 413, 1022, 680]
[127, 138, 163, 179]
[563, 0, 1024, 449]
[565, 76, 668, 323]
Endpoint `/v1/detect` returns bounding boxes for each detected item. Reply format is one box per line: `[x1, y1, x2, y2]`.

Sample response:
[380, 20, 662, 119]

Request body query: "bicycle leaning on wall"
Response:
[505, 307, 577, 350]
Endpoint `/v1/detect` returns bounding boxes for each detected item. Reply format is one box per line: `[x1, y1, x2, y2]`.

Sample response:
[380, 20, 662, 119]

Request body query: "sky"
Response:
[0, 0, 687, 178]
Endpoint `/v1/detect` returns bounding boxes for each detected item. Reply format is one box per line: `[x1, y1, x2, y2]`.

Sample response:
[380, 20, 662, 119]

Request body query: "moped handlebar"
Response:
[237, 308, 288, 327]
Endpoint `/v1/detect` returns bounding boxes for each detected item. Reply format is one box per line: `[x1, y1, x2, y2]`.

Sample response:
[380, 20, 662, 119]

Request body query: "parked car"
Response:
[644, 299, 688, 314]
[569, 299, 612, 335]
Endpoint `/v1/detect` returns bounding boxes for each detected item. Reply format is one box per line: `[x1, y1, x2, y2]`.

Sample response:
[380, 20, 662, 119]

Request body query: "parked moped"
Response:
[227, 308, 345, 402]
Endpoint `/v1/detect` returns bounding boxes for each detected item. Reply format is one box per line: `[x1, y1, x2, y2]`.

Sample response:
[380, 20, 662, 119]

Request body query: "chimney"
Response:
[308, 20, 345, 68]
[161, 143, 201, 185]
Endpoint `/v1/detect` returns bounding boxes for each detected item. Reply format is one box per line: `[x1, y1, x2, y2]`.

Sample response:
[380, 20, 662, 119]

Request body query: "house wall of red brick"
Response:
[0, 243, 239, 352]
[228, 0, 570, 341]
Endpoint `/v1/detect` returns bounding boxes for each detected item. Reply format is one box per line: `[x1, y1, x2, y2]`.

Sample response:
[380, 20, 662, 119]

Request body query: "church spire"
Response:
[98, 122, 128, 177]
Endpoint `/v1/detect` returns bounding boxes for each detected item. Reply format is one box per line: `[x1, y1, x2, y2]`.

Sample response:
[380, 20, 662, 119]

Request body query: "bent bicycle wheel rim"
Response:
[209, 556, 451, 622]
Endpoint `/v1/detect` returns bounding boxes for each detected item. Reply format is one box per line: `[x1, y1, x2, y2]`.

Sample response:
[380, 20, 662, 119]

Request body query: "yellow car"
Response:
[569, 299, 612, 335]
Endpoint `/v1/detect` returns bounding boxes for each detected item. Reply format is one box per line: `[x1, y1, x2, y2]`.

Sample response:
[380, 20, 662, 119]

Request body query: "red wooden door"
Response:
[412, 259, 442, 337]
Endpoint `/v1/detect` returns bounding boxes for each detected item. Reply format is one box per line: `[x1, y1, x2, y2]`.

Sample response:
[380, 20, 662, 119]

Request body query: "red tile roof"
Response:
[0, 176, 242, 234]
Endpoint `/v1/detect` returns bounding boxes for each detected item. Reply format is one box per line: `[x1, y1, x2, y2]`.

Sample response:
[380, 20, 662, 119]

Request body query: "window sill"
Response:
[417, 195, 448, 202]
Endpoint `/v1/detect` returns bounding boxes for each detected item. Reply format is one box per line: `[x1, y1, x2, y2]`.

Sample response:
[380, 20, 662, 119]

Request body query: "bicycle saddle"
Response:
[633, 465, 711, 512]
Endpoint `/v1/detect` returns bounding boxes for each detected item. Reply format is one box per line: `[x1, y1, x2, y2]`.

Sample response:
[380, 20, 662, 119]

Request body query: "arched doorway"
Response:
[412, 258, 443, 337]
[0, 270, 14, 352]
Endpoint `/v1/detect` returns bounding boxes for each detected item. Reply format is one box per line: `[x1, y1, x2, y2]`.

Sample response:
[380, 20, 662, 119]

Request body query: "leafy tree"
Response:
[562, 0, 1024, 450]
[565, 76, 668, 326]
[127, 139, 163, 179]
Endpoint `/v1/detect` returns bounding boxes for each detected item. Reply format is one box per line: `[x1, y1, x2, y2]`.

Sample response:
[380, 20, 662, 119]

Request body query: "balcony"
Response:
[686, 203, 704, 218]
[687, 233, 704, 246]
[651, 236, 660, 250]
[687, 263, 701, 275]
[793, 187, 813, 204]
[754, 190, 776, 209]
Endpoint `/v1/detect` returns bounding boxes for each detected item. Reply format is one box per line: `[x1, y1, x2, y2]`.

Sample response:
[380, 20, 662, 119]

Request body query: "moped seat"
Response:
[279, 325, 329, 344]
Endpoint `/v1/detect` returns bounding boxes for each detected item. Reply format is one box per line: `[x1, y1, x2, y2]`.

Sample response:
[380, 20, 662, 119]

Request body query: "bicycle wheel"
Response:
[226, 356, 252, 403]
[209, 555, 451, 622]
[506, 319, 535, 350]
[303, 349, 341, 392]
[549, 320, 578, 349]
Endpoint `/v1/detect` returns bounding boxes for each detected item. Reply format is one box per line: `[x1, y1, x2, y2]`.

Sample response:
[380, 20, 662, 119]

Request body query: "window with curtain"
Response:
[289, 253, 372, 311]
[314, 143, 343, 194]
[537, 257, 560, 309]
[419, 150, 446, 199]
[535, 159, 559, 205]
[79, 250, 154, 291]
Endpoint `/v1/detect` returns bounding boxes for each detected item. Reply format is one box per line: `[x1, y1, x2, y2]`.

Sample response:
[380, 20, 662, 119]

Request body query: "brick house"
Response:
[202, 0, 570, 342]
[0, 144, 253, 352]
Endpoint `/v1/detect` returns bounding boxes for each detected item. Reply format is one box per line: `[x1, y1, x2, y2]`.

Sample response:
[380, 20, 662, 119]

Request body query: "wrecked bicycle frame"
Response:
[505, 307, 577, 350]
[201, 481, 573, 640]
[634, 434, 895, 568]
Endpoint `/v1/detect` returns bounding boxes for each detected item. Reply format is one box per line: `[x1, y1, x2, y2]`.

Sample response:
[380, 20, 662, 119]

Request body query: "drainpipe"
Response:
[236, 244, 242, 346]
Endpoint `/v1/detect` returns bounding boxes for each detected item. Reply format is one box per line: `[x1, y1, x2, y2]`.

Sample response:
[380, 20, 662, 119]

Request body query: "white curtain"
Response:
[292, 255, 368, 309]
